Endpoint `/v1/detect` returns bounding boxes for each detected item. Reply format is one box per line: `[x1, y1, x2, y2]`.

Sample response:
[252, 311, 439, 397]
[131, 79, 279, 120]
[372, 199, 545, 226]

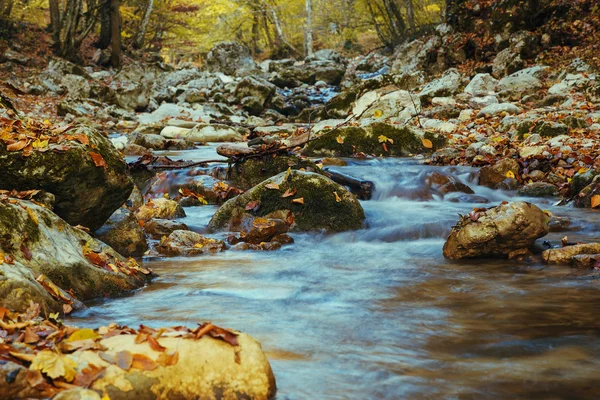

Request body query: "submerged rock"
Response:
[144, 219, 190, 239]
[0, 124, 132, 231]
[0, 199, 151, 313]
[542, 243, 600, 265]
[210, 170, 365, 232]
[443, 201, 549, 259]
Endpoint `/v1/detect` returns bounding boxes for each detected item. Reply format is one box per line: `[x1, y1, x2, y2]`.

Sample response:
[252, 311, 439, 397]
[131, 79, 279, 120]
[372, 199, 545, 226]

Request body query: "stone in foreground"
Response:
[443, 201, 549, 259]
[210, 171, 365, 232]
[542, 243, 600, 265]
[0, 198, 152, 312]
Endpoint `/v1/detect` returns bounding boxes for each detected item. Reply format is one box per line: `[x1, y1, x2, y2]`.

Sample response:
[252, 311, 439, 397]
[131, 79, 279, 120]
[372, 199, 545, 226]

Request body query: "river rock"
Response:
[517, 182, 559, 197]
[95, 208, 148, 257]
[206, 42, 258, 77]
[443, 201, 550, 259]
[209, 170, 365, 232]
[243, 218, 289, 244]
[161, 124, 244, 142]
[478, 158, 520, 188]
[157, 230, 226, 256]
[0, 124, 133, 231]
[464, 73, 499, 96]
[542, 243, 600, 265]
[477, 103, 521, 117]
[419, 68, 461, 102]
[0, 199, 151, 312]
[303, 123, 445, 157]
[135, 198, 186, 222]
[144, 219, 190, 239]
[234, 76, 277, 108]
[0, 328, 275, 400]
[133, 133, 166, 150]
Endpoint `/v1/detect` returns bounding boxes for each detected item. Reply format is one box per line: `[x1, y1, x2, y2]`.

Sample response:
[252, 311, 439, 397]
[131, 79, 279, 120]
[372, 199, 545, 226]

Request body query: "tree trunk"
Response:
[98, 0, 112, 49]
[304, 0, 313, 57]
[264, 1, 299, 56]
[133, 0, 153, 49]
[251, 12, 259, 57]
[49, 0, 61, 39]
[110, 0, 121, 68]
[406, 0, 414, 33]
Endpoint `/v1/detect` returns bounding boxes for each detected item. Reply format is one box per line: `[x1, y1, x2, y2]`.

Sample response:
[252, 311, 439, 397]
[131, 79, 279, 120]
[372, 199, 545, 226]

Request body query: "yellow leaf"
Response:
[422, 138, 433, 149]
[506, 171, 515, 179]
[265, 183, 280, 190]
[32, 139, 49, 149]
[25, 206, 39, 225]
[333, 192, 341, 203]
[591, 195, 600, 208]
[336, 136, 344, 144]
[193, 243, 204, 249]
[30, 350, 78, 382]
[578, 167, 589, 174]
[67, 328, 101, 342]
[377, 135, 389, 143]
[373, 109, 383, 118]
[292, 197, 305, 205]
[284, 167, 292, 181]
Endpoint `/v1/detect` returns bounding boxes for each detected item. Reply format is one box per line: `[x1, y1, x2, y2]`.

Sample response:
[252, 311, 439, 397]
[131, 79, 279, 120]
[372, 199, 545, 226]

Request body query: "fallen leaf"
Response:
[333, 192, 341, 203]
[265, 183, 280, 190]
[115, 350, 133, 371]
[292, 197, 305, 205]
[89, 152, 107, 169]
[591, 195, 600, 208]
[24, 327, 40, 344]
[157, 351, 179, 366]
[30, 350, 78, 382]
[245, 200, 260, 211]
[7, 140, 28, 151]
[282, 188, 296, 198]
[148, 336, 166, 352]
[506, 170, 516, 179]
[422, 138, 433, 149]
[66, 328, 100, 342]
[131, 353, 157, 371]
[373, 109, 383, 118]
[336, 136, 344, 144]
[32, 139, 49, 149]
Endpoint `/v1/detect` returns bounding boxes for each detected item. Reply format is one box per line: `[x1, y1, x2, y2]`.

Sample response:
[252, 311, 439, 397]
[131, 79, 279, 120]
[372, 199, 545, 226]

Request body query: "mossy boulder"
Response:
[209, 171, 365, 232]
[0, 199, 152, 313]
[95, 208, 149, 257]
[0, 125, 133, 231]
[303, 123, 446, 157]
[226, 154, 323, 190]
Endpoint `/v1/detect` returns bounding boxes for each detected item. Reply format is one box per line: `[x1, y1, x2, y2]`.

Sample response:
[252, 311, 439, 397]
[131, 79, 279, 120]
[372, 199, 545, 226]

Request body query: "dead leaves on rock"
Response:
[0, 304, 241, 395]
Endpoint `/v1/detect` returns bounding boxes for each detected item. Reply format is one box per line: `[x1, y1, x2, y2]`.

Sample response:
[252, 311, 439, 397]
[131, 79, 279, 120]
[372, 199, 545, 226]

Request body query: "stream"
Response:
[69, 148, 600, 399]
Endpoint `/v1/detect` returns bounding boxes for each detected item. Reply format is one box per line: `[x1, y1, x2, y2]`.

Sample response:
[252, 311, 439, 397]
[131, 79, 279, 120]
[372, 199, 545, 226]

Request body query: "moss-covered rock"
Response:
[157, 230, 226, 256]
[209, 171, 365, 232]
[303, 123, 446, 157]
[0, 199, 152, 312]
[226, 154, 323, 190]
[95, 208, 149, 257]
[0, 125, 133, 231]
[135, 198, 186, 221]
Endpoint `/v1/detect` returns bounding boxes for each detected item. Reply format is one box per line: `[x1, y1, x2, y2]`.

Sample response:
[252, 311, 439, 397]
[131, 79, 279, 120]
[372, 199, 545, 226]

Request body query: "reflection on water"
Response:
[70, 154, 600, 399]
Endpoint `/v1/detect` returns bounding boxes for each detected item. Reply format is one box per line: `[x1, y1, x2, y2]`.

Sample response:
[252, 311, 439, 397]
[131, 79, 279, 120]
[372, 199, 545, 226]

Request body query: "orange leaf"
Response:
[281, 188, 296, 198]
[6, 140, 28, 151]
[333, 192, 341, 203]
[591, 195, 600, 208]
[292, 197, 305, 205]
[148, 336, 166, 353]
[89, 152, 107, 169]
[131, 354, 158, 371]
[265, 183, 280, 190]
[422, 138, 433, 149]
[157, 351, 179, 367]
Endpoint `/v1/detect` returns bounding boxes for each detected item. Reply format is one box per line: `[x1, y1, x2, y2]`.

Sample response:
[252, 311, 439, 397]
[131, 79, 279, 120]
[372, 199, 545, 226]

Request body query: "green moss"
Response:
[210, 171, 365, 232]
[303, 123, 446, 157]
[228, 155, 323, 190]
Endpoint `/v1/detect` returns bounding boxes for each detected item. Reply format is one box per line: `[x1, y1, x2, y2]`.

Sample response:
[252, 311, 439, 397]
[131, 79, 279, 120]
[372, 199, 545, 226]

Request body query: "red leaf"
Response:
[89, 152, 107, 169]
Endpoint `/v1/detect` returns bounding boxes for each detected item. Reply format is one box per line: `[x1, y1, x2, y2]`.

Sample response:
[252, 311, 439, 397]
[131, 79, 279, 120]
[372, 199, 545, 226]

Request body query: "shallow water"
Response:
[70, 151, 600, 399]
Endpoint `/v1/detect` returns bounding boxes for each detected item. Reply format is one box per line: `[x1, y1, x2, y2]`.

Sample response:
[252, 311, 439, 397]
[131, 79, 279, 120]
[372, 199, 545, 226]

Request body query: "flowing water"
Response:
[69, 149, 600, 399]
